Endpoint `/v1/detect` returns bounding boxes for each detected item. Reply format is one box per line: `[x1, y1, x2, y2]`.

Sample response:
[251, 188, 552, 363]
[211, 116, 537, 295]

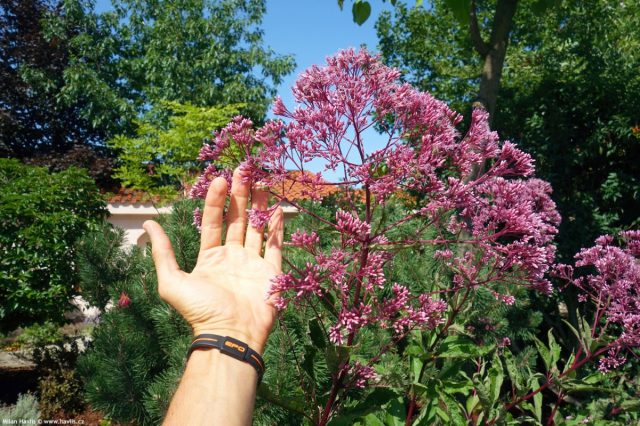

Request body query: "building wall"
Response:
[107, 204, 172, 247]
[108, 202, 298, 247]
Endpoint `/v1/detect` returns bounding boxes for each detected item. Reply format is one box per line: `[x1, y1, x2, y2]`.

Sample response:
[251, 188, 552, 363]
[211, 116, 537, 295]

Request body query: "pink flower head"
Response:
[563, 231, 640, 370]
[335, 210, 370, 244]
[189, 50, 566, 396]
[345, 362, 377, 389]
[291, 230, 320, 249]
[247, 205, 278, 229]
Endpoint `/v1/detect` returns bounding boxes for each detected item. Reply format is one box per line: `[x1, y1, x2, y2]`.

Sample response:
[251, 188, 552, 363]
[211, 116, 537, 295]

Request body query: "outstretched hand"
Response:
[143, 168, 283, 354]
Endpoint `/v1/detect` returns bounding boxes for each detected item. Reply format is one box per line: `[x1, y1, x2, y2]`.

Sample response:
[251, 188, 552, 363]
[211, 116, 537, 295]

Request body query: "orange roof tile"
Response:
[107, 188, 160, 205]
[271, 171, 342, 201]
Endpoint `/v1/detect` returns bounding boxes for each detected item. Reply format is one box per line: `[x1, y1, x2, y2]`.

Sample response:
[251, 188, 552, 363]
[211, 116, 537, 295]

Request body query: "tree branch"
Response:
[470, 0, 490, 57]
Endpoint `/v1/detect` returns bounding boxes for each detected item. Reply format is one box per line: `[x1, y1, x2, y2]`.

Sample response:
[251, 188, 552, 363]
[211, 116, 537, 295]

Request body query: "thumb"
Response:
[143, 220, 181, 297]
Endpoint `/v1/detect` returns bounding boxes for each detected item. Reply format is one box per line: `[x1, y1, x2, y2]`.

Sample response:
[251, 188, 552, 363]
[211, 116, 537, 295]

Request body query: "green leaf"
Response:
[530, 375, 542, 421]
[336, 388, 400, 423]
[534, 336, 552, 372]
[411, 357, 424, 383]
[257, 382, 306, 415]
[302, 344, 317, 380]
[309, 318, 327, 349]
[473, 375, 492, 417]
[548, 330, 561, 369]
[488, 355, 504, 404]
[384, 397, 406, 426]
[352, 1, 372, 26]
[443, 0, 471, 26]
[503, 349, 525, 391]
[438, 335, 495, 359]
[338, 0, 345, 10]
[363, 414, 385, 426]
[441, 393, 466, 425]
[325, 345, 351, 374]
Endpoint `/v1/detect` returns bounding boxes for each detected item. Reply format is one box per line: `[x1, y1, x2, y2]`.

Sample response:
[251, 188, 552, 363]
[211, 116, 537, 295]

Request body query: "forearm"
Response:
[164, 348, 258, 425]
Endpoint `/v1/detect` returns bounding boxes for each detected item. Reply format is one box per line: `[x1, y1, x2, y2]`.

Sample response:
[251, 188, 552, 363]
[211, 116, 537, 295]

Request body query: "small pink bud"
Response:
[118, 291, 131, 308]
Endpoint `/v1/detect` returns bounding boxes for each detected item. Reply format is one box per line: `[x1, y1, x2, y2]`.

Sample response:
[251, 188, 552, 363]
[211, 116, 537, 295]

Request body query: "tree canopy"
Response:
[1, 0, 295, 168]
[0, 0, 104, 158]
[46, 0, 295, 132]
[377, 0, 640, 259]
[109, 101, 240, 196]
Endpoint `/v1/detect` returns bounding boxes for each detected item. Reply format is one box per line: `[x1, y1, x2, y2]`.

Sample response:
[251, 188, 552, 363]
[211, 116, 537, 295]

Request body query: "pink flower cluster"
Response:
[191, 48, 561, 357]
[557, 231, 640, 372]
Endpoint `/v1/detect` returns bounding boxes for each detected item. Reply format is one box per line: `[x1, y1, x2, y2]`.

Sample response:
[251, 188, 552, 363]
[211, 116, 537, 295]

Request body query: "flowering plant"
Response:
[555, 231, 640, 372]
[189, 50, 638, 424]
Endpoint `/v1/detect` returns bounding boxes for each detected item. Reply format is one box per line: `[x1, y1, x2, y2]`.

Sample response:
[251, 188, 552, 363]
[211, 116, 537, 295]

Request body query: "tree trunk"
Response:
[470, 0, 519, 123]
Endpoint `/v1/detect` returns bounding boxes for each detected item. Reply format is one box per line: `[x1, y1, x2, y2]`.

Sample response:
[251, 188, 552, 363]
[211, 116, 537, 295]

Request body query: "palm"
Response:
[175, 246, 278, 346]
[144, 170, 283, 353]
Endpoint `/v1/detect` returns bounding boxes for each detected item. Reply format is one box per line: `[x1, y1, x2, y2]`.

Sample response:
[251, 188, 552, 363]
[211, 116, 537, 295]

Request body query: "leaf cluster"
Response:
[0, 159, 107, 331]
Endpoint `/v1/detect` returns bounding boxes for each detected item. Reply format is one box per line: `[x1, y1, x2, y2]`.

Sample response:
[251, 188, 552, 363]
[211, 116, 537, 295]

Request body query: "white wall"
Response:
[107, 204, 172, 247]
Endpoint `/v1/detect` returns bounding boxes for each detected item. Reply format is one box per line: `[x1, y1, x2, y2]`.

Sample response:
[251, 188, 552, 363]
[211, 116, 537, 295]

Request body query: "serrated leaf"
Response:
[333, 388, 399, 423]
[411, 357, 424, 382]
[562, 319, 585, 351]
[302, 344, 316, 381]
[534, 336, 552, 371]
[466, 394, 479, 414]
[257, 382, 306, 415]
[384, 397, 406, 426]
[473, 375, 492, 417]
[441, 394, 466, 424]
[488, 355, 504, 404]
[352, 1, 372, 26]
[548, 329, 561, 368]
[363, 414, 385, 426]
[503, 349, 526, 392]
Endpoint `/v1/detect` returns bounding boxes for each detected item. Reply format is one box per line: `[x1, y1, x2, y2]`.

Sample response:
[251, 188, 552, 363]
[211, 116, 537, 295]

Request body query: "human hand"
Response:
[143, 168, 283, 354]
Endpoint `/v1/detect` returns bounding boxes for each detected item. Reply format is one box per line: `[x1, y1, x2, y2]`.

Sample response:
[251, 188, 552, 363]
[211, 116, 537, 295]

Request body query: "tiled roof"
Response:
[272, 171, 341, 201]
[107, 188, 160, 205]
[107, 172, 360, 205]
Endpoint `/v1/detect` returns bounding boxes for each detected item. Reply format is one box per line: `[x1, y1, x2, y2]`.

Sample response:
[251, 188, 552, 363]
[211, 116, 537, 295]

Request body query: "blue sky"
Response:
[260, 1, 394, 113]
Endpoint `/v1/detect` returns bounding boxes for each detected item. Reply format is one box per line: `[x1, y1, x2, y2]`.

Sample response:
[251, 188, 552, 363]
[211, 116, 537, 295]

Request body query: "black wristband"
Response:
[187, 334, 265, 383]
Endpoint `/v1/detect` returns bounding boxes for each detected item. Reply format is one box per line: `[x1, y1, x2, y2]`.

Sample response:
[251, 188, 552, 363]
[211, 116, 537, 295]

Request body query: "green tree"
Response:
[45, 0, 295, 134]
[0, 159, 107, 331]
[108, 101, 240, 196]
[376, 0, 640, 259]
[0, 0, 108, 158]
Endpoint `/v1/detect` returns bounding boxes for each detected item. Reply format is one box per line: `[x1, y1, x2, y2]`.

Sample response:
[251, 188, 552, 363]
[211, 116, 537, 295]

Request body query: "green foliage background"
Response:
[0, 159, 107, 331]
[108, 101, 241, 196]
[376, 0, 640, 260]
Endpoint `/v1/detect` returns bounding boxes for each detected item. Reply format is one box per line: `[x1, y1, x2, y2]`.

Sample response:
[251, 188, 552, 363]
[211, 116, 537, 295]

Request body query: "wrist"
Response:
[191, 326, 266, 355]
